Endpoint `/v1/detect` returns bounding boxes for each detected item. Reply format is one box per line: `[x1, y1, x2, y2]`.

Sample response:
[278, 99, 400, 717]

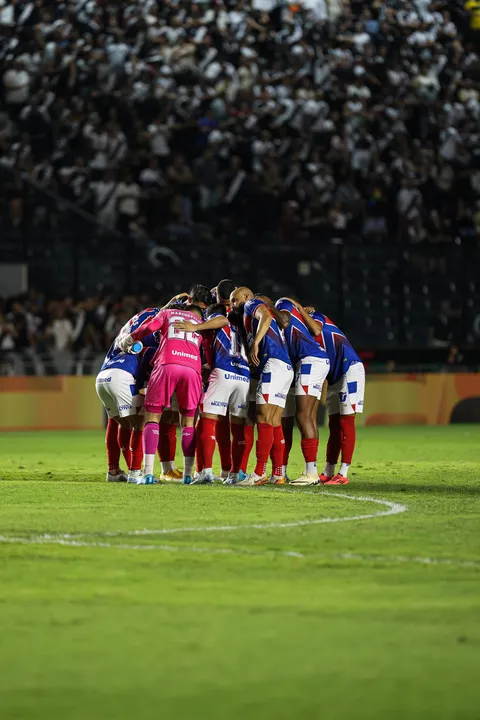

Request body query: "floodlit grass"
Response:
[0, 426, 479, 720]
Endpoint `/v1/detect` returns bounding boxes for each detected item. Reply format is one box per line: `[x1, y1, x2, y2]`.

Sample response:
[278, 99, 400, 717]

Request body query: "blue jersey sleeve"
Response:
[244, 298, 263, 319]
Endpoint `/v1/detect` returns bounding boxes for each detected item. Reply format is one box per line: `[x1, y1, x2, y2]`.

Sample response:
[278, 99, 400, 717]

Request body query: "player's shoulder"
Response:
[245, 297, 264, 314]
[275, 297, 293, 312]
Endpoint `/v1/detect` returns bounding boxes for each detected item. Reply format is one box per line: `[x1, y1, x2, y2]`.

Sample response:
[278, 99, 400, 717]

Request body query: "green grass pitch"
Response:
[0, 425, 479, 720]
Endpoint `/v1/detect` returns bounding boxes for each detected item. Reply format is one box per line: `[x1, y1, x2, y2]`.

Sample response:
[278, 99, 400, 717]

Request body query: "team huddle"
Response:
[95, 280, 365, 487]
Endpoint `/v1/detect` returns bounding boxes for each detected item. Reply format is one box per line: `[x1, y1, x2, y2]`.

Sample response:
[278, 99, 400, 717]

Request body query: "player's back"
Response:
[244, 297, 291, 369]
[276, 298, 329, 366]
[311, 311, 360, 383]
[101, 307, 159, 375]
[153, 308, 202, 372]
[206, 312, 250, 378]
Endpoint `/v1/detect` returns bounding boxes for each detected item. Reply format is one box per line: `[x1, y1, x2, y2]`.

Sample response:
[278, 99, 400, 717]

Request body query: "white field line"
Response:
[0, 534, 478, 569]
[22, 490, 408, 541]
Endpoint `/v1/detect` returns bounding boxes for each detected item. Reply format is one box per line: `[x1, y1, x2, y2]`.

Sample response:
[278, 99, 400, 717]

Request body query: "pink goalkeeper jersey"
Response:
[130, 308, 202, 373]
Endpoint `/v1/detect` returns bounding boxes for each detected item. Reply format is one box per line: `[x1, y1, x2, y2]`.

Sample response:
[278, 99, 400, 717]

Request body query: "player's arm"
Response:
[270, 306, 290, 329]
[119, 312, 164, 350]
[162, 292, 189, 309]
[250, 304, 272, 366]
[283, 297, 323, 337]
[174, 316, 229, 333]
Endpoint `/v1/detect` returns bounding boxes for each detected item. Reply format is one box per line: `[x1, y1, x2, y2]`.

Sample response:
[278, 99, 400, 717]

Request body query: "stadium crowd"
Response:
[1, 0, 480, 248]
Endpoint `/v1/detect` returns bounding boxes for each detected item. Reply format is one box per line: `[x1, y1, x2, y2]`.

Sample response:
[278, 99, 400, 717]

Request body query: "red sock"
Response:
[201, 417, 217, 470]
[326, 414, 342, 464]
[340, 415, 356, 465]
[105, 419, 121, 472]
[241, 425, 254, 472]
[158, 422, 177, 463]
[301, 437, 319, 466]
[271, 426, 285, 477]
[130, 429, 143, 471]
[283, 422, 293, 468]
[255, 423, 274, 476]
[230, 423, 245, 473]
[196, 417, 205, 472]
[216, 417, 231, 472]
[117, 425, 132, 469]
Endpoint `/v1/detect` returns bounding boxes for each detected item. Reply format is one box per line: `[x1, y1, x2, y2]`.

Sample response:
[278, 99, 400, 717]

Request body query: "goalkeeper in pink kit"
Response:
[119, 305, 204, 484]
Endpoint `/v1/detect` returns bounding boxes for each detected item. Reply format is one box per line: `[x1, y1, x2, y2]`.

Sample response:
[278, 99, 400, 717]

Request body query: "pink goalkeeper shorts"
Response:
[145, 364, 202, 416]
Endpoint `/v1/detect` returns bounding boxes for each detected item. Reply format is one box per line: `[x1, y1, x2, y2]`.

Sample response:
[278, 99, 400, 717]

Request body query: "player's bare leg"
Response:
[290, 396, 320, 486]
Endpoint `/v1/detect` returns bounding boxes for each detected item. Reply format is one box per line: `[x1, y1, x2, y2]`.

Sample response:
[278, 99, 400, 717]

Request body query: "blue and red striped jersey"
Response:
[244, 298, 291, 370]
[310, 311, 361, 384]
[275, 298, 329, 366]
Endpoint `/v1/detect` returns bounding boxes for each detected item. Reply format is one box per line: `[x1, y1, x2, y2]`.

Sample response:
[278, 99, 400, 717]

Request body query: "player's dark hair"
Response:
[206, 303, 227, 318]
[227, 309, 242, 327]
[187, 304, 203, 318]
[217, 279, 236, 303]
[189, 284, 211, 306]
[167, 301, 185, 310]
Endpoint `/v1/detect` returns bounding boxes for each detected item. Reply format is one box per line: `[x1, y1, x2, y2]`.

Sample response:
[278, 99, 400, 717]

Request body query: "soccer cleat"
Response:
[106, 470, 128, 483]
[237, 472, 269, 486]
[135, 473, 160, 485]
[182, 475, 193, 485]
[191, 470, 215, 485]
[271, 475, 286, 485]
[290, 472, 320, 486]
[220, 470, 230, 480]
[321, 473, 348, 485]
[170, 468, 183, 479]
[223, 473, 239, 485]
[319, 473, 333, 483]
[127, 470, 144, 484]
[238, 470, 248, 481]
[162, 470, 183, 483]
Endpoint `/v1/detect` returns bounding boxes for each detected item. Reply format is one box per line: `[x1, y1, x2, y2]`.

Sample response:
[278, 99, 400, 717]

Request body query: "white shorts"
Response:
[283, 384, 296, 418]
[256, 358, 294, 409]
[326, 362, 365, 416]
[202, 368, 249, 418]
[295, 356, 330, 399]
[95, 368, 144, 419]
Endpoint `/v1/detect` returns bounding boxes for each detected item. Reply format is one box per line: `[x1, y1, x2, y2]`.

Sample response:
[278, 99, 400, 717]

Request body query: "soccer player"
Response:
[272, 298, 330, 485]
[174, 302, 250, 484]
[205, 279, 236, 479]
[95, 307, 159, 483]
[158, 285, 212, 480]
[119, 305, 204, 484]
[308, 307, 365, 485]
[230, 287, 294, 486]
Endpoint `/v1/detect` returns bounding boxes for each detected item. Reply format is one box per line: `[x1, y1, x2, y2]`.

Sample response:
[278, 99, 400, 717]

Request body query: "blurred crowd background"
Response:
[1, 0, 480, 364]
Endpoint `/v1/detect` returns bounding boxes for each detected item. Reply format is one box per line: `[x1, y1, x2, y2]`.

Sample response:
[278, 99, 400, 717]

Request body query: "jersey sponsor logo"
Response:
[230, 361, 248, 370]
[237, 404, 247, 410]
[97, 376, 112, 383]
[211, 400, 228, 408]
[339, 392, 347, 403]
[172, 350, 198, 361]
[275, 392, 286, 400]
[224, 373, 249, 382]
[118, 404, 133, 411]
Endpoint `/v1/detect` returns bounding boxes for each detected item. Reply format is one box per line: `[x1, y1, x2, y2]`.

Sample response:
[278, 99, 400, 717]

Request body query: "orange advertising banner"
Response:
[0, 374, 479, 432]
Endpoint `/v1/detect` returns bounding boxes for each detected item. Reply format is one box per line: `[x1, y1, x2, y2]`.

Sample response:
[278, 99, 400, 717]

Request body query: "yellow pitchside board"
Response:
[0, 374, 480, 431]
